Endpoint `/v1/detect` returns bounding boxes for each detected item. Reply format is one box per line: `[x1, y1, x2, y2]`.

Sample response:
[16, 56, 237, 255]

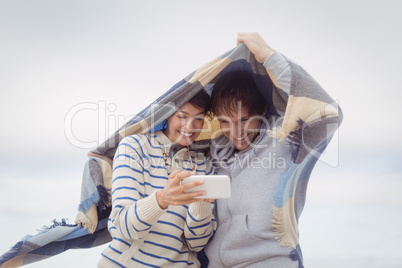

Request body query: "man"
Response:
[204, 32, 342, 267]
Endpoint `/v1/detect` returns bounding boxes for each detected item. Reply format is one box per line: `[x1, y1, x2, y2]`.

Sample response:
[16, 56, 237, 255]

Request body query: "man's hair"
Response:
[211, 71, 268, 116]
[188, 89, 212, 116]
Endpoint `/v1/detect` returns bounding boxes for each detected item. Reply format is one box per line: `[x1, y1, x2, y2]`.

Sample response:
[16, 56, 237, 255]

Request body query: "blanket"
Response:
[0, 43, 342, 267]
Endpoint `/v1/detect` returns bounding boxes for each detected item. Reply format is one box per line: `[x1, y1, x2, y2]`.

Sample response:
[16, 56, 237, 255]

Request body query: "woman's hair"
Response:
[187, 89, 212, 116]
[211, 71, 268, 116]
[162, 89, 211, 130]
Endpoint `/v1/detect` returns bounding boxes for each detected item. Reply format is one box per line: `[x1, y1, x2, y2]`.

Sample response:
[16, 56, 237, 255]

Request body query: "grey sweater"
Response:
[205, 118, 298, 268]
[204, 51, 341, 267]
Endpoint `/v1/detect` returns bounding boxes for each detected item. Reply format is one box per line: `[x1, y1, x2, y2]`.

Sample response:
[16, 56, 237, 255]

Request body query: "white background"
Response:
[1, 1, 402, 267]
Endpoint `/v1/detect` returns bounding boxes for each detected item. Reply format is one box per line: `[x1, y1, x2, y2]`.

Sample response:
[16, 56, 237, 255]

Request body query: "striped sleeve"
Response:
[204, 156, 216, 175]
[184, 201, 216, 252]
[183, 155, 217, 252]
[110, 135, 166, 240]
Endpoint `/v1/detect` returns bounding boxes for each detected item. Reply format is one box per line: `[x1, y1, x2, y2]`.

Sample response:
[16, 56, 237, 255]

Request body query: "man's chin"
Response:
[233, 141, 251, 151]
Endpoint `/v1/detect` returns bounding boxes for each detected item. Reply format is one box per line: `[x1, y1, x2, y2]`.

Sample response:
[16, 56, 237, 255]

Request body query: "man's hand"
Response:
[237, 32, 275, 63]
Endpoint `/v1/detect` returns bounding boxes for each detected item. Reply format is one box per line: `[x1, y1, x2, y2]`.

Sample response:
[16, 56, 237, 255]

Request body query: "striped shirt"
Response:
[99, 130, 216, 268]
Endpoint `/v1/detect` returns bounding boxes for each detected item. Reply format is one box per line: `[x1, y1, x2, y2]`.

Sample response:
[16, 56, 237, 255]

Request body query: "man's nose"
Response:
[230, 123, 243, 138]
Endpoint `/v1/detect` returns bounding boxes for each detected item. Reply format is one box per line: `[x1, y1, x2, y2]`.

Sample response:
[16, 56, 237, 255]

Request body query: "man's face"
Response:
[217, 104, 263, 151]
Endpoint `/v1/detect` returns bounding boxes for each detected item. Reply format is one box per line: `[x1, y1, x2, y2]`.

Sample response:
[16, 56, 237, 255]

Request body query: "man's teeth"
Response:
[234, 136, 246, 141]
[179, 131, 192, 137]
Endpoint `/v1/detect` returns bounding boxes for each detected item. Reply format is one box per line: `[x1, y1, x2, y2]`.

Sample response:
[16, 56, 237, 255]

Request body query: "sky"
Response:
[1, 0, 402, 267]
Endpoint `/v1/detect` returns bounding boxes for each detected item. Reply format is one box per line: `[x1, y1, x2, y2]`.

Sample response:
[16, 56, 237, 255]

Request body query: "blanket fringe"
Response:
[96, 185, 111, 211]
[48, 218, 75, 229]
[286, 118, 304, 162]
[271, 202, 299, 249]
[78, 191, 100, 214]
[75, 206, 98, 234]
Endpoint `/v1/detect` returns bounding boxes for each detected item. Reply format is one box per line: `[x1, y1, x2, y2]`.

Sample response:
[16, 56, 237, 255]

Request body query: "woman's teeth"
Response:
[179, 131, 192, 137]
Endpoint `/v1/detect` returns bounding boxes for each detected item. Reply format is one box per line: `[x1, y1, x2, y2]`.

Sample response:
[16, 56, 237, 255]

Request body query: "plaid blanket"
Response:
[0, 43, 342, 267]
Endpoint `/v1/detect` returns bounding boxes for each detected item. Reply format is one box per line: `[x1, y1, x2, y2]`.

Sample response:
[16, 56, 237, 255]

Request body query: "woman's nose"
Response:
[185, 119, 194, 130]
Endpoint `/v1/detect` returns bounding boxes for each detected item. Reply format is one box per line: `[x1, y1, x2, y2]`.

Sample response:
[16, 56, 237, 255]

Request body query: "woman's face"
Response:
[165, 102, 206, 146]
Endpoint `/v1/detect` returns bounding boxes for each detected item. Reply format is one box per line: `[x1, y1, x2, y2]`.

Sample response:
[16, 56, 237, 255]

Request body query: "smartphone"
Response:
[182, 175, 231, 199]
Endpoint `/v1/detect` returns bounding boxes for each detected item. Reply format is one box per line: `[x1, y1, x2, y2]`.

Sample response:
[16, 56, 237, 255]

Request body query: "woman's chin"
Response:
[176, 134, 199, 146]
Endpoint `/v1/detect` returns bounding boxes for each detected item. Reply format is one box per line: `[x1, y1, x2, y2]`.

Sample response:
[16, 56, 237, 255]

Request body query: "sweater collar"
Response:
[152, 130, 192, 157]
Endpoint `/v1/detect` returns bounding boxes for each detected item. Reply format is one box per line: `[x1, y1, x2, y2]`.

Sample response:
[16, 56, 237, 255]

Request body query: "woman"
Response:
[98, 89, 216, 268]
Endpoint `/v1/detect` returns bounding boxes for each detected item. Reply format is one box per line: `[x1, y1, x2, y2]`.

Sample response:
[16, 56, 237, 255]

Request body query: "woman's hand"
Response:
[199, 198, 215, 203]
[237, 32, 275, 63]
[156, 170, 207, 209]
